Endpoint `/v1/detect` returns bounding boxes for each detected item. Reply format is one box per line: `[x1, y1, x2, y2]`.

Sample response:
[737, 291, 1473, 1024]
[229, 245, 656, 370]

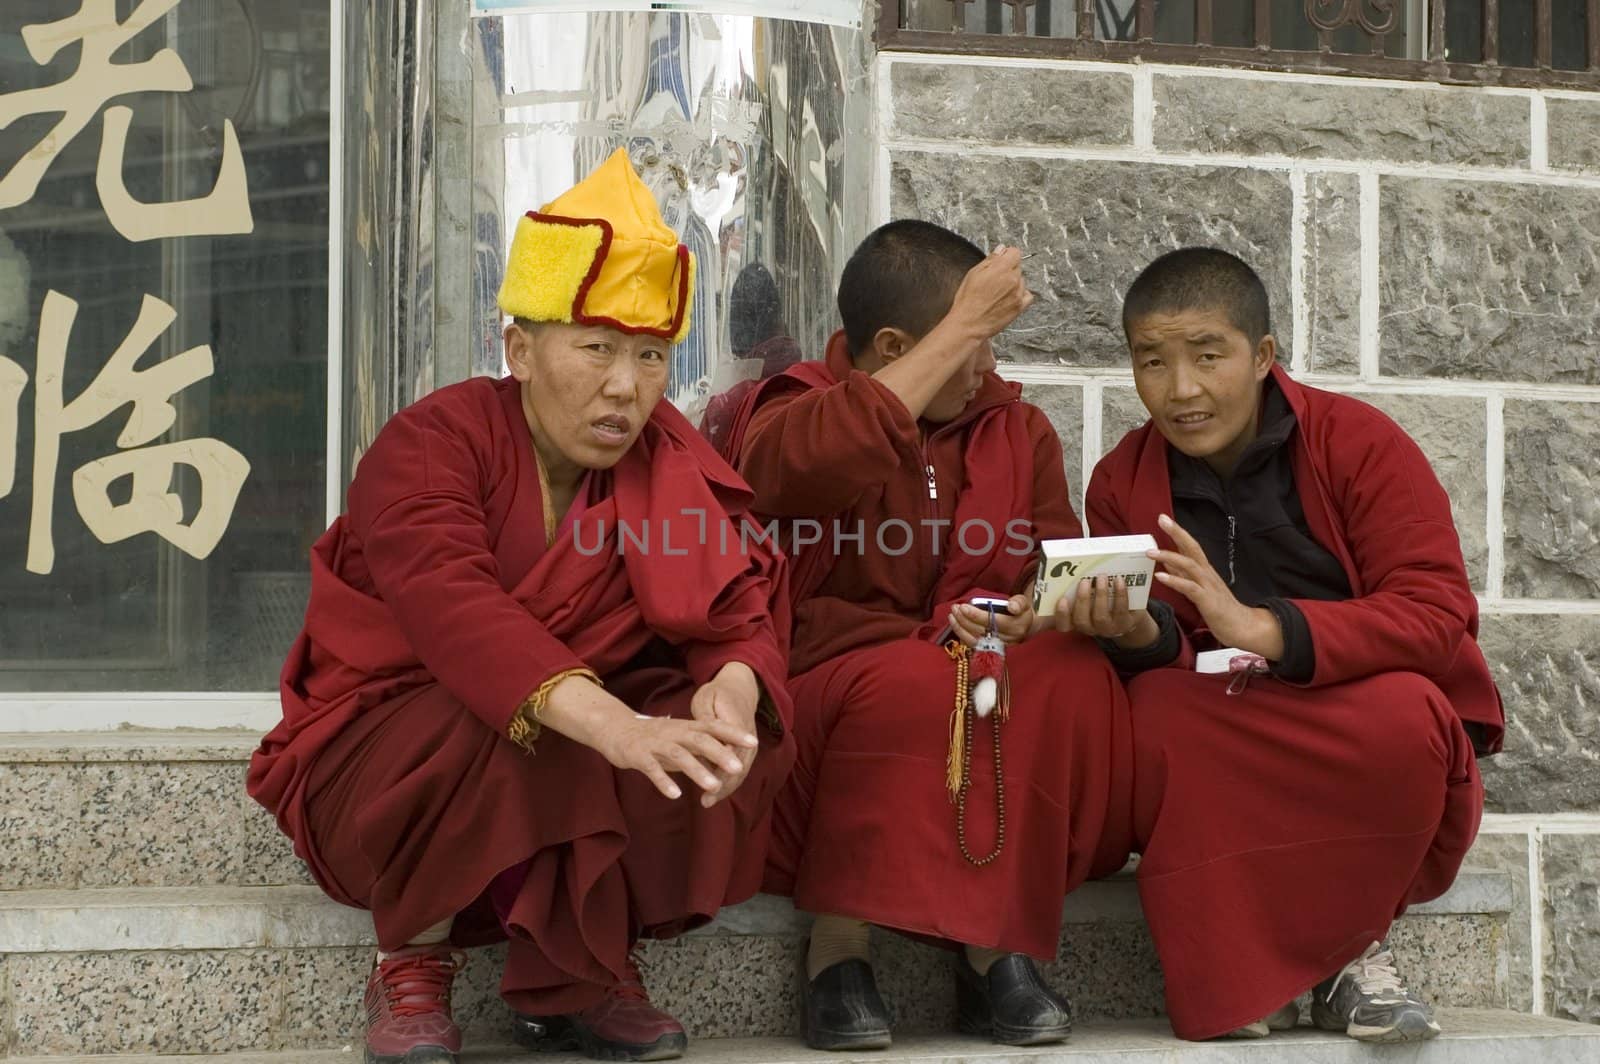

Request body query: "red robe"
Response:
[727, 333, 1133, 958]
[247, 376, 795, 1015]
[1086, 364, 1500, 1039]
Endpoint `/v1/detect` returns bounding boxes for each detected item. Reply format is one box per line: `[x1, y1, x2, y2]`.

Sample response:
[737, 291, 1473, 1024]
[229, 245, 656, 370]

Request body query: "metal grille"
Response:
[887, 0, 1600, 88]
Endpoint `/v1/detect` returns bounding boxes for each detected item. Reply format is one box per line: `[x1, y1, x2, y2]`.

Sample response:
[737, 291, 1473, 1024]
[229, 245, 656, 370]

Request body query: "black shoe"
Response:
[803, 958, 893, 1051]
[954, 953, 1072, 1046]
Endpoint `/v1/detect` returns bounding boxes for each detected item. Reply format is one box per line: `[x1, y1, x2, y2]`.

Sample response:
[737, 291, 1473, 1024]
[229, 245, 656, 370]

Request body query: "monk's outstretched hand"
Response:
[690, 662, 763, 809]
[1054, 575, 1159, 650]
[949, 594, 1034, 647]
[1148, 514, 1286, 660]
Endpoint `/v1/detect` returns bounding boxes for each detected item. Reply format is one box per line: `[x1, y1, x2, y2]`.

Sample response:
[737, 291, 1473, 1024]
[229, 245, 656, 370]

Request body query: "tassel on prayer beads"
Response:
[943, 598, 1012, 867]
[945, 640, 969, 802]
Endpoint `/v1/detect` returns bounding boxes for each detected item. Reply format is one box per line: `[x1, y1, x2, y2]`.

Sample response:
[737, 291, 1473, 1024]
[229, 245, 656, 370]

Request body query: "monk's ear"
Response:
[1253, 334, 1278, 380]
[871, 327, 916, 365]
[504, 321, 535, 382]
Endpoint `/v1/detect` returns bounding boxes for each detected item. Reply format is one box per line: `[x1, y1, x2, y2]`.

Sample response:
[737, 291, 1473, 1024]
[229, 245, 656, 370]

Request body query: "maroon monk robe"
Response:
[247, 375, 796, 1016]
[1086, 363, 1500, 1040]
[725, 332, 1133, 959]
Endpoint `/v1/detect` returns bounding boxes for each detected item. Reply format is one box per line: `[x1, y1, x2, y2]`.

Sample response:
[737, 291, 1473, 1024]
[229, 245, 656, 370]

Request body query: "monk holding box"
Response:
[1075, 246, 1500, 1045]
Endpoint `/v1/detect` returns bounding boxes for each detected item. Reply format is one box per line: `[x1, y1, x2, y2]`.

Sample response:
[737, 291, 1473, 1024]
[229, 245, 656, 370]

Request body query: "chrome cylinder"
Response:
[472, 9, 874, 422]
[337, 3, 873, 484]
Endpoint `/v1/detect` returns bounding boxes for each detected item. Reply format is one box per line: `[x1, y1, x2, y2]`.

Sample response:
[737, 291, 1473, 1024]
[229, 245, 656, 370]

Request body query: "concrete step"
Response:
[0, 729, 1529, 1055]
[0, 871, 1516, 950]
[0, 732, 305, 893]
[0, 873, 1515, 1056]
[6, 1012, 1600, 1063]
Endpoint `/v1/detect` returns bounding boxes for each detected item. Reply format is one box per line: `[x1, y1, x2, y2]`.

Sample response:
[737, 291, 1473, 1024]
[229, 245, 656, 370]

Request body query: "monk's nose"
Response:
[976, 340, 997, 374]
[601, 359, 638, 400]
[1170, 363, 1202, 401]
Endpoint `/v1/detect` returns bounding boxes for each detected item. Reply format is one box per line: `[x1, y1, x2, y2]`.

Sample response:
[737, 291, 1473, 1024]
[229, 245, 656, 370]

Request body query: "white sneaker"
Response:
[1311, 941, 1440, 1043]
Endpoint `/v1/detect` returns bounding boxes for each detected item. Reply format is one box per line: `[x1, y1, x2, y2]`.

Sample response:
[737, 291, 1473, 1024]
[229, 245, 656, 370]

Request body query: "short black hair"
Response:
[1121, 247, 1271, 345]
[837, 220, 985, 358]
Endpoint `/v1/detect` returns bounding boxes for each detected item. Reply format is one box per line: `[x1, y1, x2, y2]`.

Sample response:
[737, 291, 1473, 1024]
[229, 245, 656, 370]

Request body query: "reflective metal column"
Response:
[336, 2, 873, 488]
[473, 9, 873, 426]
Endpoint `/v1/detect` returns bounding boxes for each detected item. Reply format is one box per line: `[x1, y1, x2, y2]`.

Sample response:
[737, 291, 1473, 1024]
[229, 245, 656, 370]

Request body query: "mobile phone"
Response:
[969, 596, 1012, 611]
[936, 596, 1013, 644]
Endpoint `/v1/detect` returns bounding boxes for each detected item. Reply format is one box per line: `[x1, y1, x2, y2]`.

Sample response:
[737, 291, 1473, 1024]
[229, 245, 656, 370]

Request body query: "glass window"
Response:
[0, 0, 330, 691]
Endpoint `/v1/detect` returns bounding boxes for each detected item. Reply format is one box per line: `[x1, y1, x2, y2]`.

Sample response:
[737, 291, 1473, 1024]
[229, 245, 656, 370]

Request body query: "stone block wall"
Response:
[878, 52, 1600, 1023]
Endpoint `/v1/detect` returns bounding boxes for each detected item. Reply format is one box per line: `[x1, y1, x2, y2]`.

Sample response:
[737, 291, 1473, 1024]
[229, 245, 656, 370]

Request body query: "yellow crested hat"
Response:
[498, 148, 694, 343]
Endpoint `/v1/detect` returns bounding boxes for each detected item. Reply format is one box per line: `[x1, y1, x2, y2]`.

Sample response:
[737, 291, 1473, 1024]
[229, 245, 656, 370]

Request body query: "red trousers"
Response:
[765, 631, 1134, 957]
[1127, 668, 1482, 1040]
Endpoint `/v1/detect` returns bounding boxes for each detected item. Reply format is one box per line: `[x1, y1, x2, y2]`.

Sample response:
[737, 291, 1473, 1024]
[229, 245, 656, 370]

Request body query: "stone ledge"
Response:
[0, 871, 1514, 954]
[7, 1010, 1600, 1063]
[0, 731, 261, 764]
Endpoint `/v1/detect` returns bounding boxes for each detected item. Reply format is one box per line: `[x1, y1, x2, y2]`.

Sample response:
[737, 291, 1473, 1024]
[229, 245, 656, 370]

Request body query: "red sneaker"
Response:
[512, 952, 688, 1061]
[363, 944, 464, 1064]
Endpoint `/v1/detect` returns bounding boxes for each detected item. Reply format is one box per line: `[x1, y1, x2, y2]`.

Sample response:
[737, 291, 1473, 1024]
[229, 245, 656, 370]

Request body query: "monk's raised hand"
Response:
[948, 244, 1034, 340]
[951, 594, 1034, 647]
[1148, 514, 1283, 657]
[691, 662, 763, 808]
[1055, 575, 1160, 650]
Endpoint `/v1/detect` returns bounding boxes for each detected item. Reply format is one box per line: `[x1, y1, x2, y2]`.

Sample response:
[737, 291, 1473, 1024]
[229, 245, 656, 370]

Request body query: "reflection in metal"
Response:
[471, 10, 873, 427]
[433, 0, 483, 388]
[470, 0, 864, 27]
[337, 0, 437, 488]
[337, 5, 871, 489]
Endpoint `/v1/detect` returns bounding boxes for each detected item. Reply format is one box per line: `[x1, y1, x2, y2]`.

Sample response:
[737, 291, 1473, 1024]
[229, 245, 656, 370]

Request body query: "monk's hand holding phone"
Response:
[1148, 513, 1286, 660]
[690, 661, 763, 809]
[950, 593, 1034, 647]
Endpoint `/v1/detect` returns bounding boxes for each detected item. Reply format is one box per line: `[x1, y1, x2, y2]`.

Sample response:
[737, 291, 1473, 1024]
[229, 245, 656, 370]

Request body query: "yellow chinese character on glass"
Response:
[19, 290, 250, 575]
[0, 0, 254, 241]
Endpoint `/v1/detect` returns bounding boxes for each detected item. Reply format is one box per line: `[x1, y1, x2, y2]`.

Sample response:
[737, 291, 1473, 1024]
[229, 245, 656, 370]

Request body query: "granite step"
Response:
[0, 732, 304, 893]
[0, 874, 1515, 1056]
[0, 729, 1539, 905]
[0, 729, 1528, 1054]
[6, 1012, 1600, 1063]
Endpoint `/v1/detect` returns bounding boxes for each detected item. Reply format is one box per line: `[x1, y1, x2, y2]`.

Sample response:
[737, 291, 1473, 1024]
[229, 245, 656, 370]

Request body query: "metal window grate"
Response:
[887, 0, 1600, 89]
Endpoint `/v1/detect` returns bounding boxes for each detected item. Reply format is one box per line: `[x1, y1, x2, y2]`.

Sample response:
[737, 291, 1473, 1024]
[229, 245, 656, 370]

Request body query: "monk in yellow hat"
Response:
[248, 149, 796, 1064]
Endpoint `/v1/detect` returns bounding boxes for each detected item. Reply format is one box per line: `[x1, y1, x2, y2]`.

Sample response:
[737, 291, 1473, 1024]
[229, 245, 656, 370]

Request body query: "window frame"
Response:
[0, 0, 342, 732]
